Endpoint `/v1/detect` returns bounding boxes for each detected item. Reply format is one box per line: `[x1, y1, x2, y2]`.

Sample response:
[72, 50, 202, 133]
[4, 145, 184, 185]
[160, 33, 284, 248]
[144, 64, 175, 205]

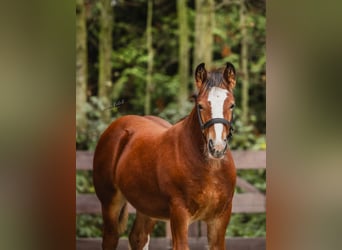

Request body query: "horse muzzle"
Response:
[208, 138, 228, 159]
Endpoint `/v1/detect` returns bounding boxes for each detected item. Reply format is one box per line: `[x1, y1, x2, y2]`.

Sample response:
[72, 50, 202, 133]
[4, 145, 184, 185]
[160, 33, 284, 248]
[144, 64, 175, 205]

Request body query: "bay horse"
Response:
[93, 62, 237, 250]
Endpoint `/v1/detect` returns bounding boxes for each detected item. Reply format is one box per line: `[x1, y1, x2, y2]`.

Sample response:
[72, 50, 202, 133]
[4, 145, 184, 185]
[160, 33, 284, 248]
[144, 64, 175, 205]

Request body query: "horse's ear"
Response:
[195, 62, 207, 90]
[223, 62, 236, 90]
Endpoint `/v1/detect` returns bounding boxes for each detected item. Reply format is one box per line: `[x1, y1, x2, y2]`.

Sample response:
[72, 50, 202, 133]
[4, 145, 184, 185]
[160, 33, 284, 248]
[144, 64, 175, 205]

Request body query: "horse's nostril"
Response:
[209, 139, 214, 148]
[208, 139, 216, 154]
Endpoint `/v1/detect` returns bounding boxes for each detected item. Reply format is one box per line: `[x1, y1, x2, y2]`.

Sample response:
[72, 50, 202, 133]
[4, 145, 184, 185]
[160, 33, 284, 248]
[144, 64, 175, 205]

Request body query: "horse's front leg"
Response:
[207, 203, 233, 250]
[169, 200, 190, 250]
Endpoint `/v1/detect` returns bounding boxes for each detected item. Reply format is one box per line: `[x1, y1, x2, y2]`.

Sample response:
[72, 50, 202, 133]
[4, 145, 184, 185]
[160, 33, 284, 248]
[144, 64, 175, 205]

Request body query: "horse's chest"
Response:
[190, 183, 229, 220]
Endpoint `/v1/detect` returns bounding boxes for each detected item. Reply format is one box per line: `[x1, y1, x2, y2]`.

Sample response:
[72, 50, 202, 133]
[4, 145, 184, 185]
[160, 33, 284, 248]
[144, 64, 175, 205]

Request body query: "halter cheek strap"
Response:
[196, 103, 234, 141]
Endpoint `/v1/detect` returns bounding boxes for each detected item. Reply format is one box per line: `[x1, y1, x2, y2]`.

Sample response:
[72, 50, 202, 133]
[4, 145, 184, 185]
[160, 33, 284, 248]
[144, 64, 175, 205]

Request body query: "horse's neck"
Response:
[178, 108, 207, 162]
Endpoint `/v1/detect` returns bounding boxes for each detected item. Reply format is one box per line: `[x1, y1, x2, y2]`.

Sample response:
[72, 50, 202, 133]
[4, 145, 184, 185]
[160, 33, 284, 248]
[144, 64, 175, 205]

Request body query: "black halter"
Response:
[196, 102, 234, 141]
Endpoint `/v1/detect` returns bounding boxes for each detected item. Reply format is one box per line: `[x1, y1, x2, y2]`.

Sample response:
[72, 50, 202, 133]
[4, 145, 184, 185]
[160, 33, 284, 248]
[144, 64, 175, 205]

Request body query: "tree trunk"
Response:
[177, 0, 190, 111]
[193, 0, 214, 89]
[98, 0, 113, 123]
[145, 0, 153, 115]
[76, 0, 88, 134]
[240, 0, 249, 125]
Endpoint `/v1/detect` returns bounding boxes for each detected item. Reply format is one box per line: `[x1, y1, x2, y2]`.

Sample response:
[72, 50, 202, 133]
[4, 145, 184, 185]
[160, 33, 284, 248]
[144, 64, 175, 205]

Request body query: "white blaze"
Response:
[208, 87, 228, 142]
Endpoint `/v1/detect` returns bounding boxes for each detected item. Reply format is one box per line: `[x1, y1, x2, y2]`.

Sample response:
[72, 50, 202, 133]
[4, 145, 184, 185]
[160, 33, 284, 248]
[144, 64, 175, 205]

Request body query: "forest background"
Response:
[76, 0, 265, 238]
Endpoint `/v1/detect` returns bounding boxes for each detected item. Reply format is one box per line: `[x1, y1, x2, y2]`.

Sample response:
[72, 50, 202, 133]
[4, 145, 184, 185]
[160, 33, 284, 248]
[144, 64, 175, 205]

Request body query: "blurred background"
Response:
[1, 0, 342, 249]
[76, 0, 265, 239]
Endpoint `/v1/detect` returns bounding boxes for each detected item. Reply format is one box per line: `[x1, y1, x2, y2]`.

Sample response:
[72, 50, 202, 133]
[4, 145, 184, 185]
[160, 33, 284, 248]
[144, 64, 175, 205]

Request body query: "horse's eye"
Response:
[230, 103, 235, 109]
[198, 104, 204, 110]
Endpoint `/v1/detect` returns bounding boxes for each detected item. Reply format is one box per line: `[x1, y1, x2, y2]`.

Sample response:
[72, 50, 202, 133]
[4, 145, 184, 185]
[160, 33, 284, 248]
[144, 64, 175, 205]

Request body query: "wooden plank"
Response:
[187, 237, 208, 249]
[226, 237, 266, 250]
[199, 220, 207, 237]
[232, 193, 265, 213]
[165, 221, 172, 239]
[76, 151, 93, 170]
[231, 150, 266, 169]
[76, 150, 266, 170]
[236, 177, 262, 193]
[76, 237, 265, 250]
[188, 221, 200, 237]
[76, 238, 101, 250]
[76, 194, 100, 214]
[77, 193, 265, 214]
[76, 238, 170, 250]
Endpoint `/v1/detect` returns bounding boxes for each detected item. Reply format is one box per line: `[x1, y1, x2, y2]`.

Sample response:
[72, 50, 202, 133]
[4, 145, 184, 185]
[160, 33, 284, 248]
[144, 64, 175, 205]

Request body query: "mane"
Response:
[199, 68, 228, 95]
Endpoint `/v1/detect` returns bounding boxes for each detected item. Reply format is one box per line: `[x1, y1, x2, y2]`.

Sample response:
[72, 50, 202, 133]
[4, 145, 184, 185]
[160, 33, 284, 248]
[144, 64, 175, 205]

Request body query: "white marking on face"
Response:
[142, 234, 150, 250]
[208, 87, 228, 142]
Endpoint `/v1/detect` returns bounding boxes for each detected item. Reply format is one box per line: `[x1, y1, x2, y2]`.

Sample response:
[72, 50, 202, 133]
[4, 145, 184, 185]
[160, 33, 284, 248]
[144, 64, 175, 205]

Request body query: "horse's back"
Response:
[110, 115, 170, 133]
[93, 115, 172, 216]
[93, 115, 169, 193]
[93, 115, 169, 163]
[143, 115, 172, 128]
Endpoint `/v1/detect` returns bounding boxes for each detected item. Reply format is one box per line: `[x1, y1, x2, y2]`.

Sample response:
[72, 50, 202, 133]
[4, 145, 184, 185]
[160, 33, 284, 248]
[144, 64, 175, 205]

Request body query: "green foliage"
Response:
[213, 2, 266, 133]
[238, 169, 266, 193]
[158, 100, 193, 124]
[76, 0, 266, 240]
[227, 213, 266, 237]
[76, 170, 95, 194]
[77, 214, 103, 238]
[77, 96, 120, 150]
[230, 107, 266, 150]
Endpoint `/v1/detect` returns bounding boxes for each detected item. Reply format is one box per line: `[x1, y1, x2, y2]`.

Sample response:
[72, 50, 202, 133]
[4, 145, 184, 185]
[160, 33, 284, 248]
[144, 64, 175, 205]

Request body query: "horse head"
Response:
[194, 62, 236, 159]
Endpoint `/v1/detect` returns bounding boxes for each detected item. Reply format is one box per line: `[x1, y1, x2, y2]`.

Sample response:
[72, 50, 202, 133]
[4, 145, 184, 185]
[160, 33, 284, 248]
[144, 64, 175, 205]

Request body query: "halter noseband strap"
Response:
[196, 102, 234, 141]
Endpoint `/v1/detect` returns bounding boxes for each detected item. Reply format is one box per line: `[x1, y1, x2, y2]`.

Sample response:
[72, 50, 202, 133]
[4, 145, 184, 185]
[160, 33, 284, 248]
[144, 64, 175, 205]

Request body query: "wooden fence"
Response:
[76, 150, 266, 250]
